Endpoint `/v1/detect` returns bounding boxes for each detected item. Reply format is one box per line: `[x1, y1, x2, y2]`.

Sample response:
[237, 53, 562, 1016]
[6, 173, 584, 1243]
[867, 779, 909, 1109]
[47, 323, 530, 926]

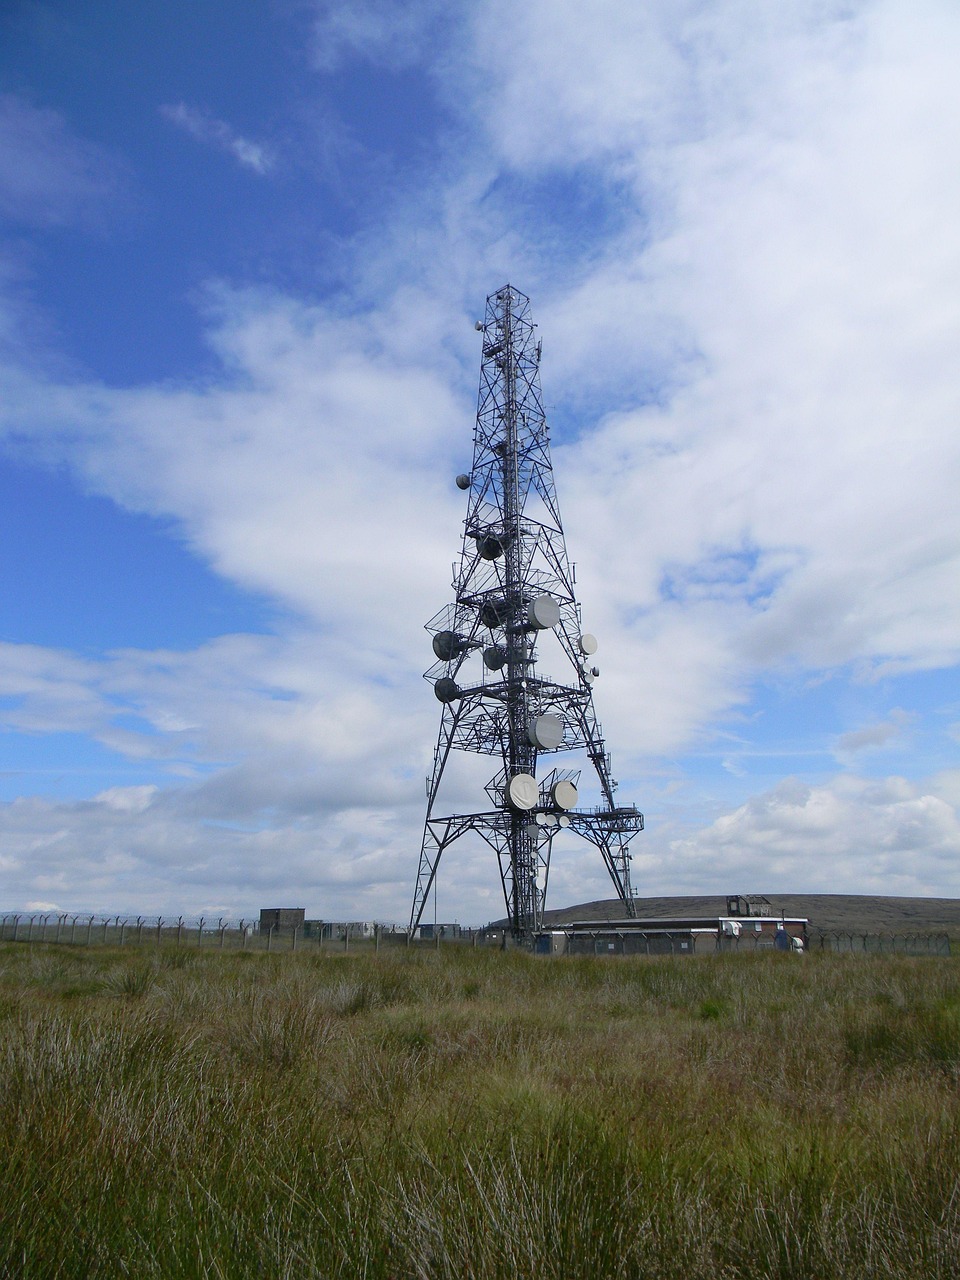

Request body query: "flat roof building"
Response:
[539, 914, 808, 956]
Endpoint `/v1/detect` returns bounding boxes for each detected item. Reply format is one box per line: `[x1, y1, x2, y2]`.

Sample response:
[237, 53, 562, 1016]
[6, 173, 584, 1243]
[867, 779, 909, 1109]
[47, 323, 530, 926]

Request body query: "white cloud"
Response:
[0, 777, 464, 921]
[309, 0, 448, 72]
[665, 773, 960, 898]
[836, 710, 914, 758]
[94, 786, 159, 813]
[0, 94, 123, 227]
[160, 102, 274, 174]
[469, 0, 960, 737]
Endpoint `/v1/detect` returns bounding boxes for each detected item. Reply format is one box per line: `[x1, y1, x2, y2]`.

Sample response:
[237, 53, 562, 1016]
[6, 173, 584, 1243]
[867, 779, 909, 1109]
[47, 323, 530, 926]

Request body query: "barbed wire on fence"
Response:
[0, 912, 457, 952]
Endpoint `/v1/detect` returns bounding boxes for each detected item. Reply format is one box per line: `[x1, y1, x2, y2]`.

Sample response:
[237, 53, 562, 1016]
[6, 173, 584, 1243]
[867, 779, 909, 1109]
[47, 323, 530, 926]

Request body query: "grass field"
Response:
[1, 941, 959, 1278]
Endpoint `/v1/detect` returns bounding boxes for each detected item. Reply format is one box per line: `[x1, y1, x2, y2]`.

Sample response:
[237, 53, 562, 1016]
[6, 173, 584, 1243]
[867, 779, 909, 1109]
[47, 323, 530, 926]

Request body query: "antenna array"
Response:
[410, 285, 643, 940]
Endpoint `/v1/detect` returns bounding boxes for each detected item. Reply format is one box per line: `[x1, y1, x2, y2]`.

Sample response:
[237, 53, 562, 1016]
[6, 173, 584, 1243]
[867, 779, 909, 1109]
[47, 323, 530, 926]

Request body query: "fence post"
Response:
[218, 918, 226, 949]
[156, 917, 164, 946]
[239, 920, 247, 950]
[344, 928, 349, 953]
[85, 916, 94, 945]
[119, 917, 127, 946]
[176, 917, 184, 947]
[56, 914, 66, 944]
[197, 917, 205, 948]
[136, 917, 145, 944]
[267, 926, 274, 953]
[374, 924, 380, 954]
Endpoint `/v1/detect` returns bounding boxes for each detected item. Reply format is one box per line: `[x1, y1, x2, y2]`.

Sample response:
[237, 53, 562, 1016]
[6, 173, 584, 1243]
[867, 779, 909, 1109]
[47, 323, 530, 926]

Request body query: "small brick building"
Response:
[259, 907, 305, 934]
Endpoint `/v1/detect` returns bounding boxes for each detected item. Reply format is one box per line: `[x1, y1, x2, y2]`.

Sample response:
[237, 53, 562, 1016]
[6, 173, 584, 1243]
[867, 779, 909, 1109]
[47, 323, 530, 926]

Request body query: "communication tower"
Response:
[410, 285, 643, 940]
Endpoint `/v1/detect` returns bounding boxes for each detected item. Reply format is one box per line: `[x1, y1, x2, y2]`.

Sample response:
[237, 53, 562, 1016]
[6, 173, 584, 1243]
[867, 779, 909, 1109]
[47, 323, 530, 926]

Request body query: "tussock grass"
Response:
[0, 942, 958, 1277]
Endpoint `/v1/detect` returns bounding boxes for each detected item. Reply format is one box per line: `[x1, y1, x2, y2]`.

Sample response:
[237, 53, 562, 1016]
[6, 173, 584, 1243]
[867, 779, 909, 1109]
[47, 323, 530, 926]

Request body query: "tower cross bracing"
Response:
[410, 285, 643, 940]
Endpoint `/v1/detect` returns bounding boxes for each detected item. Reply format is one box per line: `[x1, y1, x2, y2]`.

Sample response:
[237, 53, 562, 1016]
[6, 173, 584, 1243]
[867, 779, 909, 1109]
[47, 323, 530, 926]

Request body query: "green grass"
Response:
[1, 943, 959, 1277]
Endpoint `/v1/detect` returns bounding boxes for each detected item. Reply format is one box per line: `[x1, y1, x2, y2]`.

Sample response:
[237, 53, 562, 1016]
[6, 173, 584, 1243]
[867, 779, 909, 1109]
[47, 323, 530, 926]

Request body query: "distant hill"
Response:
[538, 894, 960, 936]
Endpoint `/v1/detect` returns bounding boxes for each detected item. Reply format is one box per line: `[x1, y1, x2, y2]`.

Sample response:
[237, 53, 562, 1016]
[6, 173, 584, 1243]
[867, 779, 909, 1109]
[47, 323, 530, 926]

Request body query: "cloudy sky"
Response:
[1, 0, 959, 924]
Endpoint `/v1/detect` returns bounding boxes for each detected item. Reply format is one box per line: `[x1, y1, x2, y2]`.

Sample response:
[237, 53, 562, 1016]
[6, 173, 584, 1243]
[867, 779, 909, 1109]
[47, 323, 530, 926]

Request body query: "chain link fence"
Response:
[811, 930, 952, 955]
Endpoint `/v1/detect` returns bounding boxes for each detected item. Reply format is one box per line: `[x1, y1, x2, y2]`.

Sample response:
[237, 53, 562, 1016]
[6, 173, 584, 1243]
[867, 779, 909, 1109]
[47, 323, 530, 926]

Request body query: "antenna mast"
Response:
[410, 285, 642, 941]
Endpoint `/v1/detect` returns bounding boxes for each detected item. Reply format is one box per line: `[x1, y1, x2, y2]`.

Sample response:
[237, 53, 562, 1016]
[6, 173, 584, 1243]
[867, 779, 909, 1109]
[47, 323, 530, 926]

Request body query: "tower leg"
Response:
[410, 704, 463, 934]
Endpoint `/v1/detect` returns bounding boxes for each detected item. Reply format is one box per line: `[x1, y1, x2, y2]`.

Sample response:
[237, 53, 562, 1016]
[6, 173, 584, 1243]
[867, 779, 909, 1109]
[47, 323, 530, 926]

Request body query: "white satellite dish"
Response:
[551, 779, 578, 810]
[578, 633, 598, 655]
[528, 595, 560, 630]
[506, 773, 539, 811]
[527, 713, 563, 750]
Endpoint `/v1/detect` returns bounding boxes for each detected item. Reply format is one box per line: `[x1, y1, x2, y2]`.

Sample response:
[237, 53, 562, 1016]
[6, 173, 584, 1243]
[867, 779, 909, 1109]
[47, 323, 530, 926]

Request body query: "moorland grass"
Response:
[0, 942, 959, 1278]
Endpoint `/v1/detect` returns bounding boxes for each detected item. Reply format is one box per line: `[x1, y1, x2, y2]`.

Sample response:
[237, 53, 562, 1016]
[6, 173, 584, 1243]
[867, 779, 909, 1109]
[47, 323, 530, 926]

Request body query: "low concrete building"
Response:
[540, 913, 808, 956]
[303, 920, 376, 940]
[259, 907, 305, 934]
[418, 922, 462, 940]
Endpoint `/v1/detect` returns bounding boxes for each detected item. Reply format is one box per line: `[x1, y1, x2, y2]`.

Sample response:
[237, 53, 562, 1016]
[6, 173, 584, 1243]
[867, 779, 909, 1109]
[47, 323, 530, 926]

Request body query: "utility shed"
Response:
[726, 894, 772, 917]
[259, 908, 305, 934]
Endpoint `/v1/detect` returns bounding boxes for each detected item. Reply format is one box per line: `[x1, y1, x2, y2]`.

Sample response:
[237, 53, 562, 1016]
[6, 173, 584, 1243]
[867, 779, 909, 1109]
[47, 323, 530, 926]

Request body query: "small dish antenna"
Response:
[527, 713, 563, 750]
[550, 779, 578, 810]
[506, 773, 539, 811]
[434, 677, 461, 703]
[433, 631, 466, 661]
[528, 595, 560, 630]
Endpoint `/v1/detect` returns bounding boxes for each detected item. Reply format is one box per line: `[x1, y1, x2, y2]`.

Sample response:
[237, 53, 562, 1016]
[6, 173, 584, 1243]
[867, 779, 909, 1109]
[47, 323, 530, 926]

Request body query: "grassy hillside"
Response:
[2, 940, 959, 1277]
[542, 893, 960, 935]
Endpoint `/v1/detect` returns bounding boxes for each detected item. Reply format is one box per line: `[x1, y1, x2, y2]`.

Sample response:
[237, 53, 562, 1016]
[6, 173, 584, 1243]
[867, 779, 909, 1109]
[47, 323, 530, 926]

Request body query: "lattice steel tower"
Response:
[410, 285, 643, 940]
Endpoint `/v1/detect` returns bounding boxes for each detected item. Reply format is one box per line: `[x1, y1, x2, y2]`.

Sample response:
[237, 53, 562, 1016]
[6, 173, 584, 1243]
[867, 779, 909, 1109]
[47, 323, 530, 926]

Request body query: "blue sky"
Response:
[1, 0, 959, 921]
